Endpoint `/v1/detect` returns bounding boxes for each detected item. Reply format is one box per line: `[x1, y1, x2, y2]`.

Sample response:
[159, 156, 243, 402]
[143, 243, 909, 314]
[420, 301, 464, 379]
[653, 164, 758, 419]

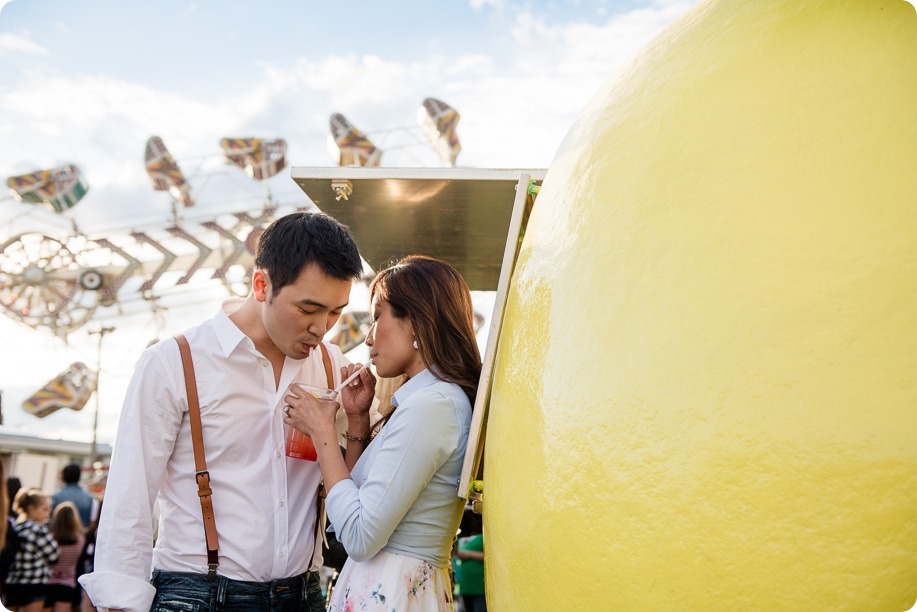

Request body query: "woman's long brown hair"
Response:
[370, 255, 482, 405]
[50, 501, 84, 545]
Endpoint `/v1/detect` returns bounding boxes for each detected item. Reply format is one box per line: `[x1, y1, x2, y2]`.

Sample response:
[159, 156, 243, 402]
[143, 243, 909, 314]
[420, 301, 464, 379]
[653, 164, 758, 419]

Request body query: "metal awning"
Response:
[291, 167, 545, 291]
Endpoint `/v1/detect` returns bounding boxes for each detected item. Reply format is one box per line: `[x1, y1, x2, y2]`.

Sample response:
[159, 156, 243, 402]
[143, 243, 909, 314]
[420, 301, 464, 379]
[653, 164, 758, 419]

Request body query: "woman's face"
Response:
[366, 296, 425, 379]
[28, 497, 51, 524]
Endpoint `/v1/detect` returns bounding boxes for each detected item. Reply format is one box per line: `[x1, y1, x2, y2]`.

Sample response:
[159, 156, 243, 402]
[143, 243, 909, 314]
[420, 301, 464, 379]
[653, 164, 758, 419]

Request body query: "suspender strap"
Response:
[318, 342, 334, 389]
[313, 343, 335, 558]
[174, 334, 220, 582]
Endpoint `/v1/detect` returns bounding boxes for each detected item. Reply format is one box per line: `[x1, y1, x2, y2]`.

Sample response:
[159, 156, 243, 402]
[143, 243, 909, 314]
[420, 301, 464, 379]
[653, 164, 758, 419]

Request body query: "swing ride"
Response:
[1, 97, 471, 420]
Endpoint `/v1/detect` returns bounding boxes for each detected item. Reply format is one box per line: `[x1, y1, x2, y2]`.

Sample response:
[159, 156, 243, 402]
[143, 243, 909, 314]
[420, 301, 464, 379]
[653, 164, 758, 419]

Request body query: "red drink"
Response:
[284, 383, 336, 462]
[285, 426, 318, 461]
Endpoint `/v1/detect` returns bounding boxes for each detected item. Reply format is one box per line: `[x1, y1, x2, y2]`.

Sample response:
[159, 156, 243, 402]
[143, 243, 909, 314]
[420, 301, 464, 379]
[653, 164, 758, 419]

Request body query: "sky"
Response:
[0, 0, 700, 446]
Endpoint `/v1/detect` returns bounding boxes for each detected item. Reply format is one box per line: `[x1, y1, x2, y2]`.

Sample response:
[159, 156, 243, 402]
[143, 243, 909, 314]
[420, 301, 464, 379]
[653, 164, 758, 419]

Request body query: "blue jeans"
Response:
[150, 569, 325, 612]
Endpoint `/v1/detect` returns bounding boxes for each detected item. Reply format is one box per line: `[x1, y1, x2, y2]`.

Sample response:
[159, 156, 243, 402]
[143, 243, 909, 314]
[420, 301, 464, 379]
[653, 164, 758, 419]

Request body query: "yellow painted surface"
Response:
[484, 1, 917, 609]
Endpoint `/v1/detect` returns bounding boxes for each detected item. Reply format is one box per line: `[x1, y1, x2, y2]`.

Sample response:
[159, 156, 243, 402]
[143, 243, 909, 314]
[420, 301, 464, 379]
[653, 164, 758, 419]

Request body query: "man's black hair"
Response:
[255, 212, 362, 296]
[62, 463, 82, 485]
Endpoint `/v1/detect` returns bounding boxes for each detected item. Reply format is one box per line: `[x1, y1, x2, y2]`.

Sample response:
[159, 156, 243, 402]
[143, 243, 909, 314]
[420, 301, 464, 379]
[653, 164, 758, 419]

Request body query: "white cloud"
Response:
[0, 0, 700, 444]
[469, 0, 503, 9]
[0, 32, 49, 56]
[509, 1, 695, 78]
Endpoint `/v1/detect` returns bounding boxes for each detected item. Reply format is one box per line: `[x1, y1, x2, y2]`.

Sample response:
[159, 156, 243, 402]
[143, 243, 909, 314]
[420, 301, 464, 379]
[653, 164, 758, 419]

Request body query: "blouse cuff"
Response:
[324, 478, 360, 525]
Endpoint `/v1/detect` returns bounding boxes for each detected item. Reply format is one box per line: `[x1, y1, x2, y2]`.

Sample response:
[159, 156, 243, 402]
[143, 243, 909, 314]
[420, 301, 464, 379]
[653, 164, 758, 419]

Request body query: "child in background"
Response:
[4, 488, 59, 612]
[45, 501, 84, 612]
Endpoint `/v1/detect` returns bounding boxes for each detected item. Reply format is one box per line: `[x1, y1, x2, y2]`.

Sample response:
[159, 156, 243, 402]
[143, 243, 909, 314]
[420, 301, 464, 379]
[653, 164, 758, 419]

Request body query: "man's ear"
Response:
[252, 269, 269, 303]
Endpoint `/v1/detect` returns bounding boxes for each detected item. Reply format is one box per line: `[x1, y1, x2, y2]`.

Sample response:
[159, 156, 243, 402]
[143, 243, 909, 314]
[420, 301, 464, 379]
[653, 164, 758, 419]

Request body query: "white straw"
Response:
[332, 360, 373, 394]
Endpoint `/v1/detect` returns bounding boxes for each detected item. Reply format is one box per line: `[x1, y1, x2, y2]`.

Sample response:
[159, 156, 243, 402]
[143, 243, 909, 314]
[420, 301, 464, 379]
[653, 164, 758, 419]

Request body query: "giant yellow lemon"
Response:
[485, 0, 917, 609]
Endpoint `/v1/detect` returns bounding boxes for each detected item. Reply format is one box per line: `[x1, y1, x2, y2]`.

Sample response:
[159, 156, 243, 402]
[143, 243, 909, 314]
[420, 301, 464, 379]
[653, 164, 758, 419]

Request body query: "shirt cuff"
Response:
[79, 570, 157, 612]
[324, 478, 359, 525]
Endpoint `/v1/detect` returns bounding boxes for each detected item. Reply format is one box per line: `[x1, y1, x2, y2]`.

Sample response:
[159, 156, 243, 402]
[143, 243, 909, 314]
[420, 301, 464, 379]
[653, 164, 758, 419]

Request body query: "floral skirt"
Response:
[328, 550, 454, 612]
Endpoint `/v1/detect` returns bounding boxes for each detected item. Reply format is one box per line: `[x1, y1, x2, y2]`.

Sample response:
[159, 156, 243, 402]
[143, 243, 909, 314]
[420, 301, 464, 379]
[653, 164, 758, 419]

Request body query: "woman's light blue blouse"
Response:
[325, 369, 471, 567]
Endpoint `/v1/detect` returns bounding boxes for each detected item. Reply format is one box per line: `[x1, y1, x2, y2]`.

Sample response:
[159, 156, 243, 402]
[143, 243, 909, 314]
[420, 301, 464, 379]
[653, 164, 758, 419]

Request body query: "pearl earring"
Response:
[413, 339, 419, 350]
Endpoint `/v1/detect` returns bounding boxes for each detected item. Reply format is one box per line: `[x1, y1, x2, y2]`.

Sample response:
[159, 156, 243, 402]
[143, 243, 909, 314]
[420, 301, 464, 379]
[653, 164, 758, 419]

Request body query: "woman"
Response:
[4, 488, 59, 612]
[45, 501, 85, 612]
[284, 255, 481, 611]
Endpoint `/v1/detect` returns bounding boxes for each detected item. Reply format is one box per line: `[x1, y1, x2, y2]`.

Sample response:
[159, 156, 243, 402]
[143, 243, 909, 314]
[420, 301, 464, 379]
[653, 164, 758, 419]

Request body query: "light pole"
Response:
[87, 326, 115, 466]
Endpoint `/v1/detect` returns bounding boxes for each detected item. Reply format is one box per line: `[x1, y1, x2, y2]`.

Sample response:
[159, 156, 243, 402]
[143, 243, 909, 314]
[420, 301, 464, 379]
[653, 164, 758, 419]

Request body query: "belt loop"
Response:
[214, 574, 227, 611]
[150, 568, 160, 587]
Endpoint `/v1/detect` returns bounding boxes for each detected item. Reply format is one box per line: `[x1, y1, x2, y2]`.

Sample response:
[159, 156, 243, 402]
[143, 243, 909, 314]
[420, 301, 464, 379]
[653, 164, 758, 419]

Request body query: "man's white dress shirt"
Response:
[79, 300, 347, 612]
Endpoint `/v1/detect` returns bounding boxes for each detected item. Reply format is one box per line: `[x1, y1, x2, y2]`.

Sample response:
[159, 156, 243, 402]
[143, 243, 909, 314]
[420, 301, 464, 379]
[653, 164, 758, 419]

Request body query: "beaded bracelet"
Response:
[341, 431, 372, 443]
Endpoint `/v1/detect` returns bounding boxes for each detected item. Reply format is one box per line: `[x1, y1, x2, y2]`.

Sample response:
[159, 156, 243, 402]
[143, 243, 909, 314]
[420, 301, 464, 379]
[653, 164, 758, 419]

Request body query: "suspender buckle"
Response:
[196, 470, 210, 486]
[207, 563, 218, 582]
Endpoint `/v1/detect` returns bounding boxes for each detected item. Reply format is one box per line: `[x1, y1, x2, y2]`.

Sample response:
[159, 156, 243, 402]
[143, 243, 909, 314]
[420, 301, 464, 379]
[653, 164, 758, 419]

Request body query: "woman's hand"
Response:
[283, 385, 339, 439]
[284, 385, 354, 494]
[339, 363, 376, 419]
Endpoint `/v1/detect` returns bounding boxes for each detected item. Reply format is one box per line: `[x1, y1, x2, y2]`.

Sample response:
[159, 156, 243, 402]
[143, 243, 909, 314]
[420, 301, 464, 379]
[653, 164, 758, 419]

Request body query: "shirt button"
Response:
[280, 500, 285, 507]
[276, 452, 281, 458]
[261, 361, 268, 367]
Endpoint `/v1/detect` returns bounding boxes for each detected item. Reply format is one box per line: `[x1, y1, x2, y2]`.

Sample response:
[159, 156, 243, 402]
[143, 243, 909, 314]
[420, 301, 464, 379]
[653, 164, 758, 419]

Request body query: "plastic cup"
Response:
[284, 383, 336, 461]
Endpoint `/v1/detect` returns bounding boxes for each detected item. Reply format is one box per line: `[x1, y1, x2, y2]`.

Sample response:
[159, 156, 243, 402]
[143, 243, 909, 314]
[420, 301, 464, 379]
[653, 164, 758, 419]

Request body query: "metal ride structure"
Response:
[1, 97, 462, 339]
[327, 97, 463, 195]
[2, 97, 465, 427]
[1, 137, 296, 340]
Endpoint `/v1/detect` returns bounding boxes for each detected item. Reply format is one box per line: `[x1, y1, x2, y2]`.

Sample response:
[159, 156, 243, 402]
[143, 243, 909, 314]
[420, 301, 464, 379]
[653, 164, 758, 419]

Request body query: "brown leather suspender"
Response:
[313, 343, 334, 557]
[174, 335, 335, 581]
[318, 342, 334, 392]
[174, 334, 220, 581]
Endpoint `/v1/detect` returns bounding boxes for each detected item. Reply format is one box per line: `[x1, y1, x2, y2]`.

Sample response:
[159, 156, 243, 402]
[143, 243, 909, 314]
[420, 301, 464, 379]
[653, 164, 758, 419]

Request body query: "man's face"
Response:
[259, 263, 352, 359]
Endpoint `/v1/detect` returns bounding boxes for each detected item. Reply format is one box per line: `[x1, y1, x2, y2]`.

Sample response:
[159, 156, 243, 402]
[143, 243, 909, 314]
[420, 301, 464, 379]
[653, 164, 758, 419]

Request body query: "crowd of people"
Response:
[0, 463, 101, 612]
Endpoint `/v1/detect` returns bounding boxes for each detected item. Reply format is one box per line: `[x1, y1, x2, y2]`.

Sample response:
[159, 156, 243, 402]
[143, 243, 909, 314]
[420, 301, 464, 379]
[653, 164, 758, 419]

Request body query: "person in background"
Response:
[6, 476, 21, 519]
[80, 211, 365, 612]
[0, 462, 10, 598]
[284, 255, 482, 611]
[45, 501, 85, 612]
[51, 465, 96, 528]
[455, 533, 486, 612]
[51, 465, 96, 612]
[77, 496, 101, 612]
[4, 488, 59, 612]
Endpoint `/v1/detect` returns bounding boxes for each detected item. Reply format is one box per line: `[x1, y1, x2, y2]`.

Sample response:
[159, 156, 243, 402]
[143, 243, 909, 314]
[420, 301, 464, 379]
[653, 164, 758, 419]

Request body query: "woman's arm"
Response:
[337, 364, 375, 470]
[312, 418, 355, 492]
[283, 386, 356, 493]
[323, 390, 460, 562]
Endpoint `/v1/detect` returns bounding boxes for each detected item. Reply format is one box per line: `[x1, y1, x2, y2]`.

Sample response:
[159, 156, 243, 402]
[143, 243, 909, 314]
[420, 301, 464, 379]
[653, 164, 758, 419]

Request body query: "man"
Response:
[79, 212, 364, 611]
[52, 463, 97, 527]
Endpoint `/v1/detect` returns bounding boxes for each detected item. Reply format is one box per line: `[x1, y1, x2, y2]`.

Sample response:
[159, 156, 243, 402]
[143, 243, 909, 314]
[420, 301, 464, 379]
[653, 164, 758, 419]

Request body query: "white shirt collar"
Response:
[391, 368, 439, 408]
[213, 298, 252, 359]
